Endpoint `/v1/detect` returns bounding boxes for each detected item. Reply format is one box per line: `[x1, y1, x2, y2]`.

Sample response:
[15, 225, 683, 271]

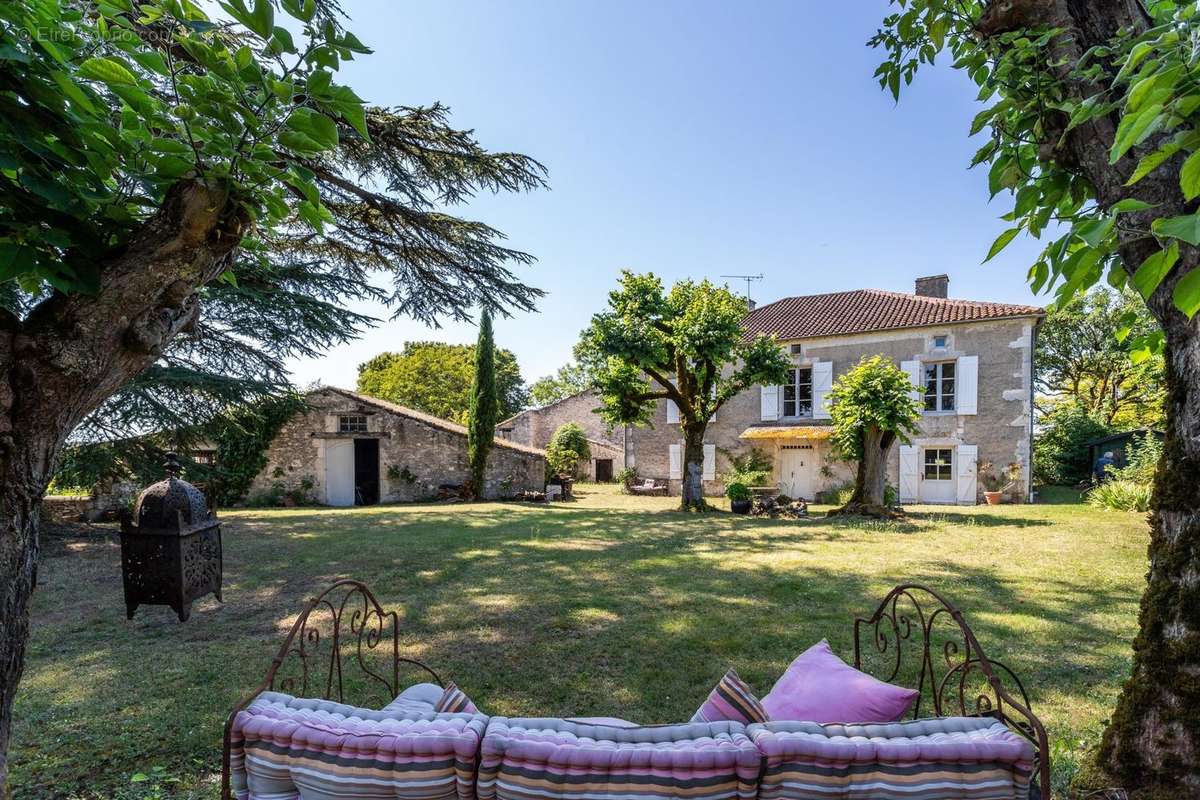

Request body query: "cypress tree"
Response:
[468, 308, 499, 497]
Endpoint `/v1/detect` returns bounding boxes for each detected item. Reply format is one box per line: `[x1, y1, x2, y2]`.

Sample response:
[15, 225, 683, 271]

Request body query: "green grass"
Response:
[14, 485, 1149, 798]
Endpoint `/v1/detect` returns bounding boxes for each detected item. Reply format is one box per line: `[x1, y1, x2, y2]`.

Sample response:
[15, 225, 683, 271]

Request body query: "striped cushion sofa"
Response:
[222, 581, 1049, 800]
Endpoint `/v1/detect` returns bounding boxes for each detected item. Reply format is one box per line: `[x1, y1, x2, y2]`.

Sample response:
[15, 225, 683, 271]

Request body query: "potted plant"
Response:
[977, 460, 1020, 505]
[727, 481, 752, 514]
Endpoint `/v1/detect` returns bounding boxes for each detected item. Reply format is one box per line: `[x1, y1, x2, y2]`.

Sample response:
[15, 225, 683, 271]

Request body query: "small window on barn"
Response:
[190, 450, 217, 466]
[338, 414, 368, 433]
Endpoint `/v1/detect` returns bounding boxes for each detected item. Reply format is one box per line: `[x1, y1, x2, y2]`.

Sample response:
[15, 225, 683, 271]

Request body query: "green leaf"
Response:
[1075, 216, 1115, 248]
[1109, 198, 1155, 213]
[1152, 214, 1200, 245]
[1126, 129, 1200, 185]
[1109, 102, 1164, 164]
[282, 108, 339, 152]
[984, 227, 1021, 262]
[1132, 242, 1179, 298]
[1182, 149, 1200, 200]
[77, 56, 137, 86]
[250, 0, 275, 38]
[1173, 267, 1200, 318]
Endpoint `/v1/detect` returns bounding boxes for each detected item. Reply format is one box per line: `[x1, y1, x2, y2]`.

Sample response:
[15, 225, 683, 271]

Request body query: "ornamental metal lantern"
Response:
[120, 454, 223, 622]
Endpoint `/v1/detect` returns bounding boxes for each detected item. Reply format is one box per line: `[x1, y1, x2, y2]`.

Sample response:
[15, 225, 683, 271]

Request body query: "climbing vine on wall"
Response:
[208, 393, 308, 506]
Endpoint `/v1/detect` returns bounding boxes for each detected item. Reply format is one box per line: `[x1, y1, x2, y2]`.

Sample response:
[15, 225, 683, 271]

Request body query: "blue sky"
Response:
[286, 0, 1046, 390]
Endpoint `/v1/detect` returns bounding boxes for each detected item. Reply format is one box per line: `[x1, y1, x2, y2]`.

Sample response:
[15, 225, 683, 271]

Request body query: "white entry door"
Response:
[325, 440, 355, 506]
[780, 445, 815, 500]
[920, 447, 957, 504]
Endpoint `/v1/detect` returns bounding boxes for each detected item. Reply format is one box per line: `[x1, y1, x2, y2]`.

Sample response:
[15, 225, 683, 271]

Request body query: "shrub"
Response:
[1109, 431, 1162, 484]
[1087, 479, 1152, 512]
[1033, 402, 1114, 486]
[723, 448, 772, 488]
[726, 482, 751, 502]
[978, 461, 1021, 492]
[546, 422, 591, 478]
[615, 466, 638, 492]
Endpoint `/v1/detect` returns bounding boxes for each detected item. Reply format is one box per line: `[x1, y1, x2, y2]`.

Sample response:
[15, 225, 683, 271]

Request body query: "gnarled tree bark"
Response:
[829, 424, 898, 519]
[0, 179, 244, 794]
[979, 1, 1199, 794]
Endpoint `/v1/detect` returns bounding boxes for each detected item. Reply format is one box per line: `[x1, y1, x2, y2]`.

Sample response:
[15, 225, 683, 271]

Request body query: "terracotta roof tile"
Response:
[743, 289, 1043, 340]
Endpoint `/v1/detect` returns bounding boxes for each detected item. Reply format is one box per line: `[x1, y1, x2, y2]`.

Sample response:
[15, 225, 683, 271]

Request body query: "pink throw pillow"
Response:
[761, 640, 918, 723]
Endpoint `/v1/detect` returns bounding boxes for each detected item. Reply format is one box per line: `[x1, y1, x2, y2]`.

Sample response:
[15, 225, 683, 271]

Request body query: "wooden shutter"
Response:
[898, 445, 919, 503]
[760, 385, 779, 421]
[957, 444, 978, 505]
[812, 360, 834, 419]
[703, 444, 716, 480]
[900, 360, 923, 404]
[666, 399, 680, 423]
[669, 444, 682, 479]
[957, 356, 978, 415]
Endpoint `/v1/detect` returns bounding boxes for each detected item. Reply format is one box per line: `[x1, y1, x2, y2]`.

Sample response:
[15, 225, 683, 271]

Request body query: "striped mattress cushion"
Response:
[479, 717, 762, 800]
[749, 716, 1036, 800]
[230, 691, 488, 800]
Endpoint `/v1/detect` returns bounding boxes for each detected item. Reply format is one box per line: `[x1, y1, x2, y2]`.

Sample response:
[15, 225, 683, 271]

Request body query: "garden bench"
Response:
[628, 478, 667, 496]
[223, 581, 1048, 800]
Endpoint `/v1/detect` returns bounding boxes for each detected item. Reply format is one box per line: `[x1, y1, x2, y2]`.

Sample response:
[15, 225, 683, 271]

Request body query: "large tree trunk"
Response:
[831, 425, 897, 518]
[977, 1, 1197, 793]
[0, 179, 243, 794]
[680, 424, 706, 510]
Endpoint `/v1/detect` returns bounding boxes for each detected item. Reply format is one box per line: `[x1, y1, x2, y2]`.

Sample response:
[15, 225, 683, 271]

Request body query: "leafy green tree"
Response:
[579, 271, 791, 510]
[1038, 288, 1165, 427]
[468, 309, 499, 496]
[357, 342, 528, 424]
[545, 422, 591, 477]
[0, 1, 545, 787]
[1032, 400, 1115, 486]
[826, 356, 921, 515]
[528, 363, 591, 407]
[873, 1, 1200, 790]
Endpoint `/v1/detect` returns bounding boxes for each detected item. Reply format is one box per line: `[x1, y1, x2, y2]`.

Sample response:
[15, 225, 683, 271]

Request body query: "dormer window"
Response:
[783, 367, 813, 417]
[338, 414, 368, 433]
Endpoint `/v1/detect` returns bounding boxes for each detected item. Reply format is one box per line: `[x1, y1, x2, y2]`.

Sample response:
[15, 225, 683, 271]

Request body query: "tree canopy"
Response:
[580, 271, 790, 508]
[1037, 287, 1164, 428]
[528, 363, 591, 407]
[356, 341, 528, 424]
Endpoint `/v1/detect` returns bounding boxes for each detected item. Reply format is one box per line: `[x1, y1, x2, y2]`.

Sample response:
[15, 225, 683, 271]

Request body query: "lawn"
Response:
[14, 484, 1148, 798]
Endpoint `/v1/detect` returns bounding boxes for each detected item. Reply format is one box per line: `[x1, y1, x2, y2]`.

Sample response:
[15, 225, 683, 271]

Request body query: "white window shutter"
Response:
[900, 360, 922, 404]
[703, 444, 715, 480]
[668, 444, 682, 479]
[957, 444, 978, 505]
[957, 355, 979, 415]
[812, 360, 834, 419]
[760, 385, 779, 421]
[666, 399, 680, 423]
[899, 445, 919, 503]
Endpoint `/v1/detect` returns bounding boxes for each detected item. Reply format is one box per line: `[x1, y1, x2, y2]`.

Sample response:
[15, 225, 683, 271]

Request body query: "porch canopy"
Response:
[739, 425, 834, 441]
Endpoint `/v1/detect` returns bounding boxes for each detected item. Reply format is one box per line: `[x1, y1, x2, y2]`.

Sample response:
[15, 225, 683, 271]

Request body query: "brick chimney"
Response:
[915, 274, 949, 298]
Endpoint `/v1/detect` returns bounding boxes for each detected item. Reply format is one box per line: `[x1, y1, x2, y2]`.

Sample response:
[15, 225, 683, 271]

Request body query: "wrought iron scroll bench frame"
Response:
[222, 580, 1050, 800]
[221, 579, 443, 800]
[854, 583, 1050, 798]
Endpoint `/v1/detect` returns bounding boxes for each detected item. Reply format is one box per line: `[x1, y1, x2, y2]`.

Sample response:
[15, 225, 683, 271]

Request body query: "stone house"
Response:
[248, 387, 545, 505]
[514, 276, 1043, 505]
[498, 390, 624, 481]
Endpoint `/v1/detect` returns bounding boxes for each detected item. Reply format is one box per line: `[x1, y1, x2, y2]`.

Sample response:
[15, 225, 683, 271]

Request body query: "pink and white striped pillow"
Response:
[433, 681, 479, 714]
[691, 669, 768, 724]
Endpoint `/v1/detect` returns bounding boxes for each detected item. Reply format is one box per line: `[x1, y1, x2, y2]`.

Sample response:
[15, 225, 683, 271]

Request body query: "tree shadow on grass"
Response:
[12, 500, 1140, 798]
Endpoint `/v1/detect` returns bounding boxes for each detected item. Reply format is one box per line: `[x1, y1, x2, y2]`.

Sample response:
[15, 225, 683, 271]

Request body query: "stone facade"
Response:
[248, 388, 545, 505]
[628, 316, 1039, 504]
[499, 390, 625, 481]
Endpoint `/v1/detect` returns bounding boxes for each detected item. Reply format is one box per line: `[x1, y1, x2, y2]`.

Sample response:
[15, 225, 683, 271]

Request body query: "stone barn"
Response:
[498, 389, 625, 482]
[248, 388, 545, 505]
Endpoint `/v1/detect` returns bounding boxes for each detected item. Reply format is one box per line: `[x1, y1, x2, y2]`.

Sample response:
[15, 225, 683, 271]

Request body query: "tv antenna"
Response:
[720, 273, 764, 305]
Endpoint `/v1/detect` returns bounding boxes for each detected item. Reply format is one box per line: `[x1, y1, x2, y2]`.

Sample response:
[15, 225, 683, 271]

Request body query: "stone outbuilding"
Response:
[498, 389, 625, 482]
[248, 388, 545, 505]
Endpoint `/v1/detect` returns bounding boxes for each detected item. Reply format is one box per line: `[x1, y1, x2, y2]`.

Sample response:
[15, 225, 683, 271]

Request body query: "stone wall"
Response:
[41, 495, 91, 523]
[498, 390, 622, 451]
[626, 317, 1037, 503]
[248, 388, 545, 504]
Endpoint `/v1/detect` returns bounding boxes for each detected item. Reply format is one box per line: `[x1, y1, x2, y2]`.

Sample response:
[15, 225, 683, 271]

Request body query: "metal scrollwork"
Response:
[853, 584, 1050, 799]
[222, 579, 444, 800]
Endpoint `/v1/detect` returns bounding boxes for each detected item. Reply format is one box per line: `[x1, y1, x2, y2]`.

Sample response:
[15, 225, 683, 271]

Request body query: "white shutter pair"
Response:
[900, 356, 978, 414]
[898, 443, 979, 505]
[668, 443, 715, 480]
